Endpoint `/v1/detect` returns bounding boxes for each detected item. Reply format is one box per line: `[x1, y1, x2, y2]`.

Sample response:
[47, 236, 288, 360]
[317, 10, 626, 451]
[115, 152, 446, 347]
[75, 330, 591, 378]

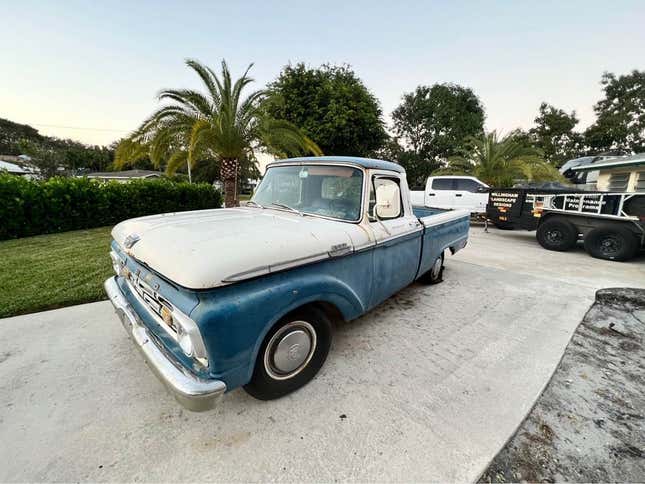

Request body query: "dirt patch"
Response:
[480, 288, 645, 483]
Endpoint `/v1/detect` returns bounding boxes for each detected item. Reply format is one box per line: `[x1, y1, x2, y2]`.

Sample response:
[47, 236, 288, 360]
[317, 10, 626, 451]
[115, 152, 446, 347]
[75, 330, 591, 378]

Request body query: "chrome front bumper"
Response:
[104, 277, 226, 412]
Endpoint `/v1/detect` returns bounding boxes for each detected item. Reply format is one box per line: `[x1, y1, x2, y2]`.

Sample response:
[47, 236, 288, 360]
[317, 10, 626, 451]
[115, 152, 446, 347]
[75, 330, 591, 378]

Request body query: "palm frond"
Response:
[114, 138, 149, 168]
[120, 58, 323, 203]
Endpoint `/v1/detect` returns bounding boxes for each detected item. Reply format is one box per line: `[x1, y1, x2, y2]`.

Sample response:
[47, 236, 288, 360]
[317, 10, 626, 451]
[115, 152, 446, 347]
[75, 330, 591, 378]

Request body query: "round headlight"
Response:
[170, 307, 206, 364]
[177, 326, 194, 356]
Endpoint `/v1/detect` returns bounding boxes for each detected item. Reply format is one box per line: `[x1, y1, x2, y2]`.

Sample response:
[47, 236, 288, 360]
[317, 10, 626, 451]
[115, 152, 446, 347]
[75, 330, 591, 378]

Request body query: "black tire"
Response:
[536, 217, 578, 251]
[418, 252, 444, 285]
[583, 225, 639, 262]
[244, 306, 332, 400]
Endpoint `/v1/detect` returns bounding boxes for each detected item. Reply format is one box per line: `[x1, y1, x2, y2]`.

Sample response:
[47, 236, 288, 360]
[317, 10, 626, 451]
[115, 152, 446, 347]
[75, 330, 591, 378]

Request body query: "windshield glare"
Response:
[251, 165, 364, 221]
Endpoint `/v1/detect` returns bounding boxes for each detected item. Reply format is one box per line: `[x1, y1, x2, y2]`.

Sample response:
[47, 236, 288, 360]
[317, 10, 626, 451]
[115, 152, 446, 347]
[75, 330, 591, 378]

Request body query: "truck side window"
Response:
[432, 178, 454, 190]
[455, 179, 481, 192]
[372, 177, 402, 220]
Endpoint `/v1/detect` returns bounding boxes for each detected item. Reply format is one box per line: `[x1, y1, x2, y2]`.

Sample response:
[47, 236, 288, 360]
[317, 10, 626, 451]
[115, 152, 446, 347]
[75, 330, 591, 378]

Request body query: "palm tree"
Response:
[115, 59, 322, 207]
[434, 131, 564, 186]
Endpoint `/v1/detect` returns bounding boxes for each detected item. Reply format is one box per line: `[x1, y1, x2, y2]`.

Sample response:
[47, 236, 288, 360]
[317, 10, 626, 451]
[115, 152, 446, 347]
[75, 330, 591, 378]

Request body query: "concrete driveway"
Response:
[1, 226, 643, 482]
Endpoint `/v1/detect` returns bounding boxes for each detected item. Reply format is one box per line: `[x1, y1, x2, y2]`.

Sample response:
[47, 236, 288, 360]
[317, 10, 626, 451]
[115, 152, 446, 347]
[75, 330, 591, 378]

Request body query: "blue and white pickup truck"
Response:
[105, 157, 469, 411]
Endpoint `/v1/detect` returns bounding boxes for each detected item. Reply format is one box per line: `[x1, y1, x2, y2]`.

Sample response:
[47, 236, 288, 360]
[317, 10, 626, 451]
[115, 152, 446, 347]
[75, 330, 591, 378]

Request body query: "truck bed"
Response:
[413, 206, 470, 279]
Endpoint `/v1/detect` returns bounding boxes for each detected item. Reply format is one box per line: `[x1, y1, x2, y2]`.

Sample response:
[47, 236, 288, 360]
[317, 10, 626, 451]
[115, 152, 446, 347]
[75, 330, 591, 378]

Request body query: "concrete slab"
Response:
[2, 225, 635, 482]
[459, 226, 645, 289]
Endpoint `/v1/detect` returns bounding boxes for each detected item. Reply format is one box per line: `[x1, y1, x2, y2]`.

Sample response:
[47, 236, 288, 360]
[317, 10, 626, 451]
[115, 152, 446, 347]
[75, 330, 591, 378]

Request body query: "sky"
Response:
[1, 0, 644, 147]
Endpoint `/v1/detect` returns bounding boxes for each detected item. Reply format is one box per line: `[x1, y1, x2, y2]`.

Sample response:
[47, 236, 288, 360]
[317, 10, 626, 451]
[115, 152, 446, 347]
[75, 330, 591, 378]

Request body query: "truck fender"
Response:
[244, 275, 366, 384]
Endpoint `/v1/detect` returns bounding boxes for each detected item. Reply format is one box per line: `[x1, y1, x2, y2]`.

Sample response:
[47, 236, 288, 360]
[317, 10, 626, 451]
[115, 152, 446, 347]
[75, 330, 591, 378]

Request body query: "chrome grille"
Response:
[111, 249, 180, 341]
[126, 272, 178, 334]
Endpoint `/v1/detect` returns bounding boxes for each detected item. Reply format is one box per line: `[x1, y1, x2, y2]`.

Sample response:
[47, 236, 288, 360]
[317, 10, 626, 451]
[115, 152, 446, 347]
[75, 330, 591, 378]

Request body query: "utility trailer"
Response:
[487, 189, 645, 261]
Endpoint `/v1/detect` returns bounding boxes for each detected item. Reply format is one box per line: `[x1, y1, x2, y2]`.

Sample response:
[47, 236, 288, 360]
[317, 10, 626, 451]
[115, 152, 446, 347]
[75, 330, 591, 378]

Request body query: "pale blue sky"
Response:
[1, 0, 644, 146]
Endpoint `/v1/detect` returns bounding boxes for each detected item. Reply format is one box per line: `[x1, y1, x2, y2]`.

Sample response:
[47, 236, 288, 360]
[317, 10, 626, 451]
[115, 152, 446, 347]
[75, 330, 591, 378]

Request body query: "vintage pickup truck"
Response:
[105, 157, 469, 411]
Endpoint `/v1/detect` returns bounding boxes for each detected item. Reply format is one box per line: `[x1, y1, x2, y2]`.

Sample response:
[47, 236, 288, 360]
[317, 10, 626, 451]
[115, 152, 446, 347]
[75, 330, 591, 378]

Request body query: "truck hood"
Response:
[112, 208, 362, 289]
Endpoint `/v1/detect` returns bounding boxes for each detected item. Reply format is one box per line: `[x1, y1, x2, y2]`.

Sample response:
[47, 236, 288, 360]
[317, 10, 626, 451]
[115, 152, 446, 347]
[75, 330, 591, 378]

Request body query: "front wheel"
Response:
[583, 226, 639, 262]
[244, 306, 332, 400]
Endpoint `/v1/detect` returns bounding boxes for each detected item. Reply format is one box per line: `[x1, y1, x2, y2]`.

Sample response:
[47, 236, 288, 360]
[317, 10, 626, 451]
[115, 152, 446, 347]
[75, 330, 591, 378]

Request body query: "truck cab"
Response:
[411, 176, 489, 213]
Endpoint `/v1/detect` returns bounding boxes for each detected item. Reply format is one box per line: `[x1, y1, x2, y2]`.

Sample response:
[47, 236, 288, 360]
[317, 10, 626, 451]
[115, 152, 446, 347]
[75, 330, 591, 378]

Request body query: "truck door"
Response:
[454, 178, 488, 213]
[367, 172, 422, 308]
[425, 177, 455, 208]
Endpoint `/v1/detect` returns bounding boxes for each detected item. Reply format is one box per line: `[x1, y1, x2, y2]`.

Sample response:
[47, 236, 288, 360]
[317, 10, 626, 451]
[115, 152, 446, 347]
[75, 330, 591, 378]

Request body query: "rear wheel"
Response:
[418, 252, 444, 284]
[583, 226, 639, 262]
[244, 306, 332, 400]
[536, 217, 578, 251]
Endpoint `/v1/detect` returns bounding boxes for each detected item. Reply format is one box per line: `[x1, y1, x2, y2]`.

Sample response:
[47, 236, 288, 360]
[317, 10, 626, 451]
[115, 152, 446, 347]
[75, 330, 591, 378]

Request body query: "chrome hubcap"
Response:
[264, 321, 316, 380]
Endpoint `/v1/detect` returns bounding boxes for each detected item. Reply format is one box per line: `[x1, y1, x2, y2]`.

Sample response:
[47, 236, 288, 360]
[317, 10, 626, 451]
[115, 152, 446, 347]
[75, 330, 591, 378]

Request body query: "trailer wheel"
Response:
[536, 217, 578, 251]
[583, 226, 639, 262]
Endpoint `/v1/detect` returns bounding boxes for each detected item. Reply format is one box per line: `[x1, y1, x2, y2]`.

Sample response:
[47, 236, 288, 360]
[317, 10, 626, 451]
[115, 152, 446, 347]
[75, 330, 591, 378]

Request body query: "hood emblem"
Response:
[124, 233, 141, 249]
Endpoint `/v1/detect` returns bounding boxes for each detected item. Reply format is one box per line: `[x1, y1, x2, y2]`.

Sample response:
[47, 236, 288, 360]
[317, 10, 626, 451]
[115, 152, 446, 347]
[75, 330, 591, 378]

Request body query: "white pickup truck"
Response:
[411, 175, 489, 214]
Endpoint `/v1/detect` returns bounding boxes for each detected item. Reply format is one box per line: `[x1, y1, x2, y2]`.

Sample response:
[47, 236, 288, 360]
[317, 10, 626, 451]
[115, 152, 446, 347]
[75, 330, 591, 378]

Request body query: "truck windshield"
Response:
[252, 165, 364, 222]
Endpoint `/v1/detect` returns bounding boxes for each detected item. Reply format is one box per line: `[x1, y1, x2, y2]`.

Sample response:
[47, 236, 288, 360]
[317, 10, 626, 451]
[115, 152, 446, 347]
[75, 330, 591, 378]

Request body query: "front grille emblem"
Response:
[124, 233, 141, 249]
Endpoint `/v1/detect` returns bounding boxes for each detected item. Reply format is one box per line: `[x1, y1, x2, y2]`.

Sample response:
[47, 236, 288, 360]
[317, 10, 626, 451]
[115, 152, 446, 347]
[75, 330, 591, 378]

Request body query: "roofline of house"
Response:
[573, 158, 645, 172]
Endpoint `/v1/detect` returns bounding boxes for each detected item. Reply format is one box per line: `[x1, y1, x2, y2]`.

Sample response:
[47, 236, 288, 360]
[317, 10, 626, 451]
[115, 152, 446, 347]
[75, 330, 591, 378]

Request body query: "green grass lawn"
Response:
[0, 227, 114, 318]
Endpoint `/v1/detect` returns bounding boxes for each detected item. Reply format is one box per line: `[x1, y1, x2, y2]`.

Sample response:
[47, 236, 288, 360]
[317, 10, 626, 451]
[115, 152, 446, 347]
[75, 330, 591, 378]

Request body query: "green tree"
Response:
[529, 103, 582, 166]
[264, 63, 387, 156]
[59, 141, 113, 173]
[435, 131, 564, 187]
[585, 70, 645, 153]
[0, 117, 114, 173]
[115, 59, 321, 207]
[0, 118, 43, 154]
[391, 83, 485, 186]
[18, 140, 65, 179]
[374, 137, 427, 189]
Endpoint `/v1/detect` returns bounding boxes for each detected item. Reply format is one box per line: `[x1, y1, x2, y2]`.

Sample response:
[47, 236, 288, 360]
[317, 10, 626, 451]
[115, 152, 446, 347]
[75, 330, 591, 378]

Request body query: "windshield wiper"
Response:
[268, 202, 304, 216]
[245, 200, 264, 209]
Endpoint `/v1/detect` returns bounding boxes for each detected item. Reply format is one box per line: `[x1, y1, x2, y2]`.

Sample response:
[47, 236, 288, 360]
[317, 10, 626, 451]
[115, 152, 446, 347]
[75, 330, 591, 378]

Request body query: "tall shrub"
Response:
[0, 175, 221, 240]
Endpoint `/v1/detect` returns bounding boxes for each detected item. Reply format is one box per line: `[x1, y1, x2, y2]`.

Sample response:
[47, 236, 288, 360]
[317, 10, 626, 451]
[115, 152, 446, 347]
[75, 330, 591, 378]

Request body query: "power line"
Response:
[31, 123, 131, 133]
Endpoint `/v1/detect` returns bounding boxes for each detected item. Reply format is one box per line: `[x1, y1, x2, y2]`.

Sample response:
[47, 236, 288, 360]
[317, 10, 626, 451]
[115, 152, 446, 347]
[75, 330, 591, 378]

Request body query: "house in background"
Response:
[0, 159, 29, 175]
[0, 155, 38, 178]
[571, 153, 645, 192]
[84, 169, 163, 183]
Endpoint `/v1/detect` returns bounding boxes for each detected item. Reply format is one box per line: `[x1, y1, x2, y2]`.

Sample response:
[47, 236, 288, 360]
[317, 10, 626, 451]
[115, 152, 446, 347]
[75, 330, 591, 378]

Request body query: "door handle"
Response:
[428, 193, 436, 196]
[455, 194, 463, 197]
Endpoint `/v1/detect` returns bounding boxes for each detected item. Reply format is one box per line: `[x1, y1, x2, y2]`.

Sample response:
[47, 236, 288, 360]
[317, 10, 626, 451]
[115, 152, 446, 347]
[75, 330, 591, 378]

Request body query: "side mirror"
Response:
[375, 181, 401, 219]
[477, 186, 489, 193]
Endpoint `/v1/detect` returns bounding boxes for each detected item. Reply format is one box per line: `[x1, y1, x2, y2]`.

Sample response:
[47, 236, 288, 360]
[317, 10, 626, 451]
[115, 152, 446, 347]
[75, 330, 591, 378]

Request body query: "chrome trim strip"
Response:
[420, 209, 470, 228]
[272, 252, 330, 272]
[222, 252, 332, 283]
[104, 277, 226, 412]
[354, 241, 377, 252]
[376, 227, 424, 245]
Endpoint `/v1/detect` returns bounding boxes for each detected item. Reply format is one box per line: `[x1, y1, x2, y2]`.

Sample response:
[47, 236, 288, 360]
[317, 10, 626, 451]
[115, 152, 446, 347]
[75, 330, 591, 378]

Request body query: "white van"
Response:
[410, 176, 489, 213]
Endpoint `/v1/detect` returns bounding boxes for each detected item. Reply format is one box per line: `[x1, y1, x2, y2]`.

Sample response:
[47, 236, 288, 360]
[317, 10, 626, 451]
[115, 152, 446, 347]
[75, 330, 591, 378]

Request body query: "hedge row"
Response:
[0, 174, 222, 240]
